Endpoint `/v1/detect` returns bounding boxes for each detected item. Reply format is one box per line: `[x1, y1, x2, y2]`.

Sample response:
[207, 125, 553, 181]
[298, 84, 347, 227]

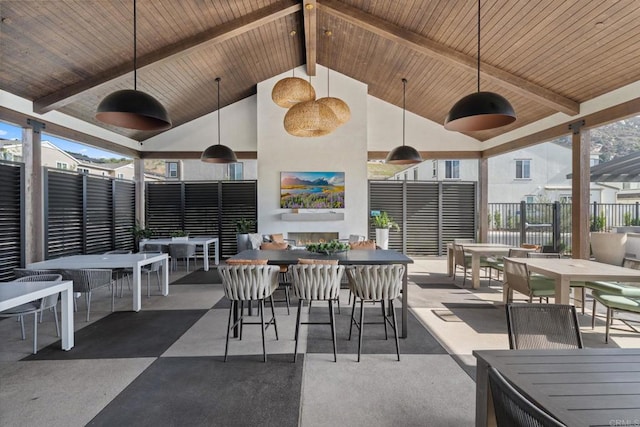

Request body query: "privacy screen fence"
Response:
[145, 181, 257, 258]
[0, 161, 24, 281]
[368, 181, 477, 256]
[45, 169, 135, 259]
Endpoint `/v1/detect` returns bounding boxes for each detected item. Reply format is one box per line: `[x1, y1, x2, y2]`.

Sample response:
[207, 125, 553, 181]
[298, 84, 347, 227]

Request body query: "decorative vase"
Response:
[376, 228, 389, 250]
[236, 233, 250, 253]
[590, 232, 627, 266]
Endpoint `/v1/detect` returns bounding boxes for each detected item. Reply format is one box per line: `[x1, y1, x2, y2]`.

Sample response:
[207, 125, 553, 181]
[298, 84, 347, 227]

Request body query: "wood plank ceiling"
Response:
[1, 0, 640, 144]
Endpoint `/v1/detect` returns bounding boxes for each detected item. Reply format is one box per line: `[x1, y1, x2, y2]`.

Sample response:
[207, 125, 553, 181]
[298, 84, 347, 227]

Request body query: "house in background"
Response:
[163, 159, 257, 181]
[0, 139, 163, 181]
[391, 141, 618, 203]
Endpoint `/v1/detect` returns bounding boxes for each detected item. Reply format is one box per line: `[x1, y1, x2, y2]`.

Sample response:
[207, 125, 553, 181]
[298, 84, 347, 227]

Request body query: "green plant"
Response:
[235, 218, 256, 234]
[306, 240, 350, 254]
[493, 211, 502, 229]
[131, 222, 154, 240]
[371, 211, 399, 231]
[590, 213, 606, 232]
[623, 212, 640, 226]
[170, 230, 188, 238]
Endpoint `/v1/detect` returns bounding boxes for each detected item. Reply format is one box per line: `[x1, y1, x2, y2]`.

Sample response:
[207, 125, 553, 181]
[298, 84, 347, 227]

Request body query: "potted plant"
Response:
[170, 230, 189, 241]
[371, 211, 399, 250]
[589, 213, 627, 265]
[235, 218, 257, 252]
[131, 222, 154, 251]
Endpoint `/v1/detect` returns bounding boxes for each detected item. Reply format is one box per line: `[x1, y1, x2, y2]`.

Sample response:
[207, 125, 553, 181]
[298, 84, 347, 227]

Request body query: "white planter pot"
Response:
[590, 232, 627, 266]
[375, 228, 389, 250]
[171, 236, 189, 242]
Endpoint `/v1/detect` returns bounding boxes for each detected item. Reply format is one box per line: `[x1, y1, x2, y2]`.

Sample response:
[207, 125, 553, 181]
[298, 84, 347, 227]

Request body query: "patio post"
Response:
[134, 158, 145, 230]
[22, 120, 45, 264]
[478, 157, 488, 243]
[570, 120, 590, 259]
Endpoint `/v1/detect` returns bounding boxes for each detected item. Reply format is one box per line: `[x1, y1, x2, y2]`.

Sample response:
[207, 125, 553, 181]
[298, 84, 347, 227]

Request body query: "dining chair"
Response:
[218, 263, 280, 362]
[503, 258, 556, 303]
[169, 243, 197, 272]
[346, 264, 405, 362]
[488, 366, 565, 427]
[0, 274, 63, 354]
[583, 258, 640, 342]
[506, 303, 583, 349]
[487, 248, 531, 282]
[260, 241, 292, 314]
[139, 251, 164, 297]
[104, 249, 133, 296]
[453, 244, 493, 286]
[60, 268, 114, 321]
[290, 262, 345, 362]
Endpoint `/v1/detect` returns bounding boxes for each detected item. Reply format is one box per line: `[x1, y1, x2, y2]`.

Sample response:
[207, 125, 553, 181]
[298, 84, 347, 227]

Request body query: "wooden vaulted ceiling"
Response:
[1, 0, 640, 146]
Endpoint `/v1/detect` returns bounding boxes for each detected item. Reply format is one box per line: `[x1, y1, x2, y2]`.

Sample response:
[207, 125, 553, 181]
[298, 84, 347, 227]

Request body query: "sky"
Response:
[0, 121, 130, 160]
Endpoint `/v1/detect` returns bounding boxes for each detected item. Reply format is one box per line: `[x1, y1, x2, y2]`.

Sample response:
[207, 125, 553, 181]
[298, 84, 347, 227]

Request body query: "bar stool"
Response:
[346, 264, 405, 362]
[290, 262, 345, 362]
[218, 263, 280, 362]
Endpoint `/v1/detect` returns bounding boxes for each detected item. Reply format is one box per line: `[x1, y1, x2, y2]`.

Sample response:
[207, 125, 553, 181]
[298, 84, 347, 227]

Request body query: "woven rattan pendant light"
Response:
[284, 99, 338, 137]
[272, 30, 316, 108]
[96, 0, 171, 131]
[444, 0, 515, 132]
[201, 78, 238, 163]
[386, 79, 423, 165]
[272, 76, 316, 108]
[316, 30, 350, 126]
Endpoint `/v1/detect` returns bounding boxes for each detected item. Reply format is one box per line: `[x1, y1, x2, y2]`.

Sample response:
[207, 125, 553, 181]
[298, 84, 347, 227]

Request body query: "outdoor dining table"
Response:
[474, 348, 640, 427]
[446, 243, 510, 279]
[139, 237, 219, 270]
[0, 279, 75, 351]
[27, 253, 169, 312]
[504, 257, 640, 305]
[230, 249, 414, 337]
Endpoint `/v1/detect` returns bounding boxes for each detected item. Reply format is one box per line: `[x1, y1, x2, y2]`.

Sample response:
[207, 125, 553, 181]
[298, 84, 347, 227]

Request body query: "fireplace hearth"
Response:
[288, 232, 339, 245]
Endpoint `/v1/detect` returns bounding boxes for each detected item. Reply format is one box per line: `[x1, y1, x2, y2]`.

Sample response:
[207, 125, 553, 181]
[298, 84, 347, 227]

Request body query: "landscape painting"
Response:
[280, 172, 345, 209]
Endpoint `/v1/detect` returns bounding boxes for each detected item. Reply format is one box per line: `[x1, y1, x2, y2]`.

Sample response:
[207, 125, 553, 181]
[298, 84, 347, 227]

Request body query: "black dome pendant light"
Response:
[201, 77, 238, 164]
[444, 0, 515, 132]
[96, 0, 171, 131]
[386, 78, 423, 165]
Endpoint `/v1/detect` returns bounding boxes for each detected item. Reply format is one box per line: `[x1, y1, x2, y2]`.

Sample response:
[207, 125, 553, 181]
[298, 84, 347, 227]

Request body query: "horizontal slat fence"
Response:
[0, 161, 24, 281]
[369, 180, 476, 256]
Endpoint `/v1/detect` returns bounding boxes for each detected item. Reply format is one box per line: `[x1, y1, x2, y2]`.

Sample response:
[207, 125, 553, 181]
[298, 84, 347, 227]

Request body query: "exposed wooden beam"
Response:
[482, 97, 640, 158]
[319, 0, 579, 116]
[303, 0, 317, 76]
[368, 151, 481, 160]
[140, 151, 258, 160]
[0, 106, 141, 158]
[33, 0, 302, 114]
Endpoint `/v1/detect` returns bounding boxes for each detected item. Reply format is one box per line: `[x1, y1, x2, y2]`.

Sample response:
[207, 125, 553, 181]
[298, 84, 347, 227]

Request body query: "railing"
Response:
[487, 201, 640, 254]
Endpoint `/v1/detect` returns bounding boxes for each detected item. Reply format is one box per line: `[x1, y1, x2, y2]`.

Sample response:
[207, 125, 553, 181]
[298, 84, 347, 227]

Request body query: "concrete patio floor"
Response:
[0, 257, 638, 426]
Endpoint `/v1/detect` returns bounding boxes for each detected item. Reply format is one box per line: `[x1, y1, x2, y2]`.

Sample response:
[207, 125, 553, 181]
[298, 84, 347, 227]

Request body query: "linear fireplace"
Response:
[288, 232, 339, 245]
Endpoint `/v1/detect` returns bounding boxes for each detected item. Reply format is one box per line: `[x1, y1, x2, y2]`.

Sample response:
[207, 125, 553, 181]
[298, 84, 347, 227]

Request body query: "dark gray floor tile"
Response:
[88, 354, 303, 427]
[24, 310, 207, 360]
[305, 303, 447, 355]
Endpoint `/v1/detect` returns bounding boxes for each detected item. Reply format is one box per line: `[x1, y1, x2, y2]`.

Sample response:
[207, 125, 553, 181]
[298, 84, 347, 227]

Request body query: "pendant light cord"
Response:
[216, 77, 221, 146]
[133, 0, 137, 91]
[477, 0, 481, 93]
[402, 78, 407, 147]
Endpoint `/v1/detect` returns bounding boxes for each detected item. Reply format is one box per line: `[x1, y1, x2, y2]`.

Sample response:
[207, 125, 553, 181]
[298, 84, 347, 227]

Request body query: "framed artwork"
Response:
[280, 171, 345, 209]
